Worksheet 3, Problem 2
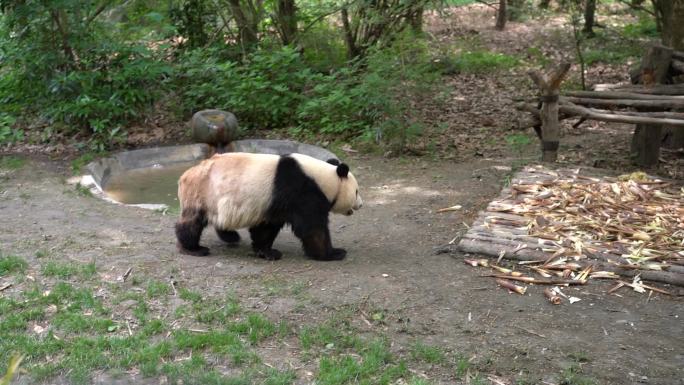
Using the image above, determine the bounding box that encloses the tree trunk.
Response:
[539,0,551,9]
[583,0,596,37]
[630,45,672,166]
[496,0,507,30]
[227,0,259,50]
[275,0,297,45]
[653,0,684,149]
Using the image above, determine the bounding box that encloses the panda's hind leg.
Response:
[249,222,284,260]
[215,228,241,244]
[175,208,209,256]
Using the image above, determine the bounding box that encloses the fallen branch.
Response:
[565,90,684,100]
[558,102,684,127]
[485,274,587,285]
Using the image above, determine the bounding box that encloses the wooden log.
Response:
[458,238,684,286]
[565,90,684,100]
[671,59,684,74]
[528,63,571,162]
[562,96,684,109]
[558,103,684,127]
[593,83,684,95]
[670,49,684,62]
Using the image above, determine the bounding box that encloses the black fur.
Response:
[216,228,240,244]
[263,155,346,261]
[336,164,349,178]
[175,208,209,256]
[326,158,340,166]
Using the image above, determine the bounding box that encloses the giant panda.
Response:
[175,152,362,261]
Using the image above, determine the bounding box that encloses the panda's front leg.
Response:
[249,222,284,260]
[292,215,345,261]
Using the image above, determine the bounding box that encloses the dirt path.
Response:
[1,154,682,385]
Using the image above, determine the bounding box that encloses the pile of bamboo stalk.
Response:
[459,166,684,290]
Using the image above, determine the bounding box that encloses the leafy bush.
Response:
[622,16,658,39]
[44,46,172,150]
[297,35,443,147]
[0,1,173,150]
[0,114,23,144]
[176,46,316,130]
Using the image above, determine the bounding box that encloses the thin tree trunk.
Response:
[583,0,596,37]
[50,9,80,70]
[341,7,360,59]
[227,0,259,49]
[496,0,507,30]
[275,0,297,45]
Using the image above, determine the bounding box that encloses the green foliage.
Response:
[177,46,314,130]
[41,261,96,280]
[409,342,446,364]
[0,0,172,150]
[455,355,470,378]
[298,34,443,147]
[622,15,658,38]
[0,114,23,144]
[0,255,27,276]
[451,50,520,73]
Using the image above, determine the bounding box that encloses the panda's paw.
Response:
[178,244,210,257]
[256,248,282,261]
[216,229,241,244]
[329,248,347,261]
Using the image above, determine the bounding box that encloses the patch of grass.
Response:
[74,183,92,197]
[145,279,172,298]
[70,152,101,174]
[410,341,446,364]
[455,354,470,378]
[41,261,97,279]
[452,50,519,73]
[0,156,25,170]
[263,368,296,385]
[560,363,598,385]
[0,278,286,384]
[194,294,241,324]
[178,287,203,303]
[0,255,28,276]
[316,339,406,385]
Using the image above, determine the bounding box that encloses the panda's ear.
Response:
[327,158,340,166]
[336,163,349,178]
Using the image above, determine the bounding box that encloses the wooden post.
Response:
[631,44,672,166]
[528,63,571,162]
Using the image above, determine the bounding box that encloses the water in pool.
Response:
[103,161,199,208]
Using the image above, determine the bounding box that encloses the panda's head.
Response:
[328,160,363,216]
[290,154,363,216]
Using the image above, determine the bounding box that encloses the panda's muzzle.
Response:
[346,209,354,216]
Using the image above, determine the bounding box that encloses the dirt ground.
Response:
[1,142,682,385]
[2,4,683,385]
